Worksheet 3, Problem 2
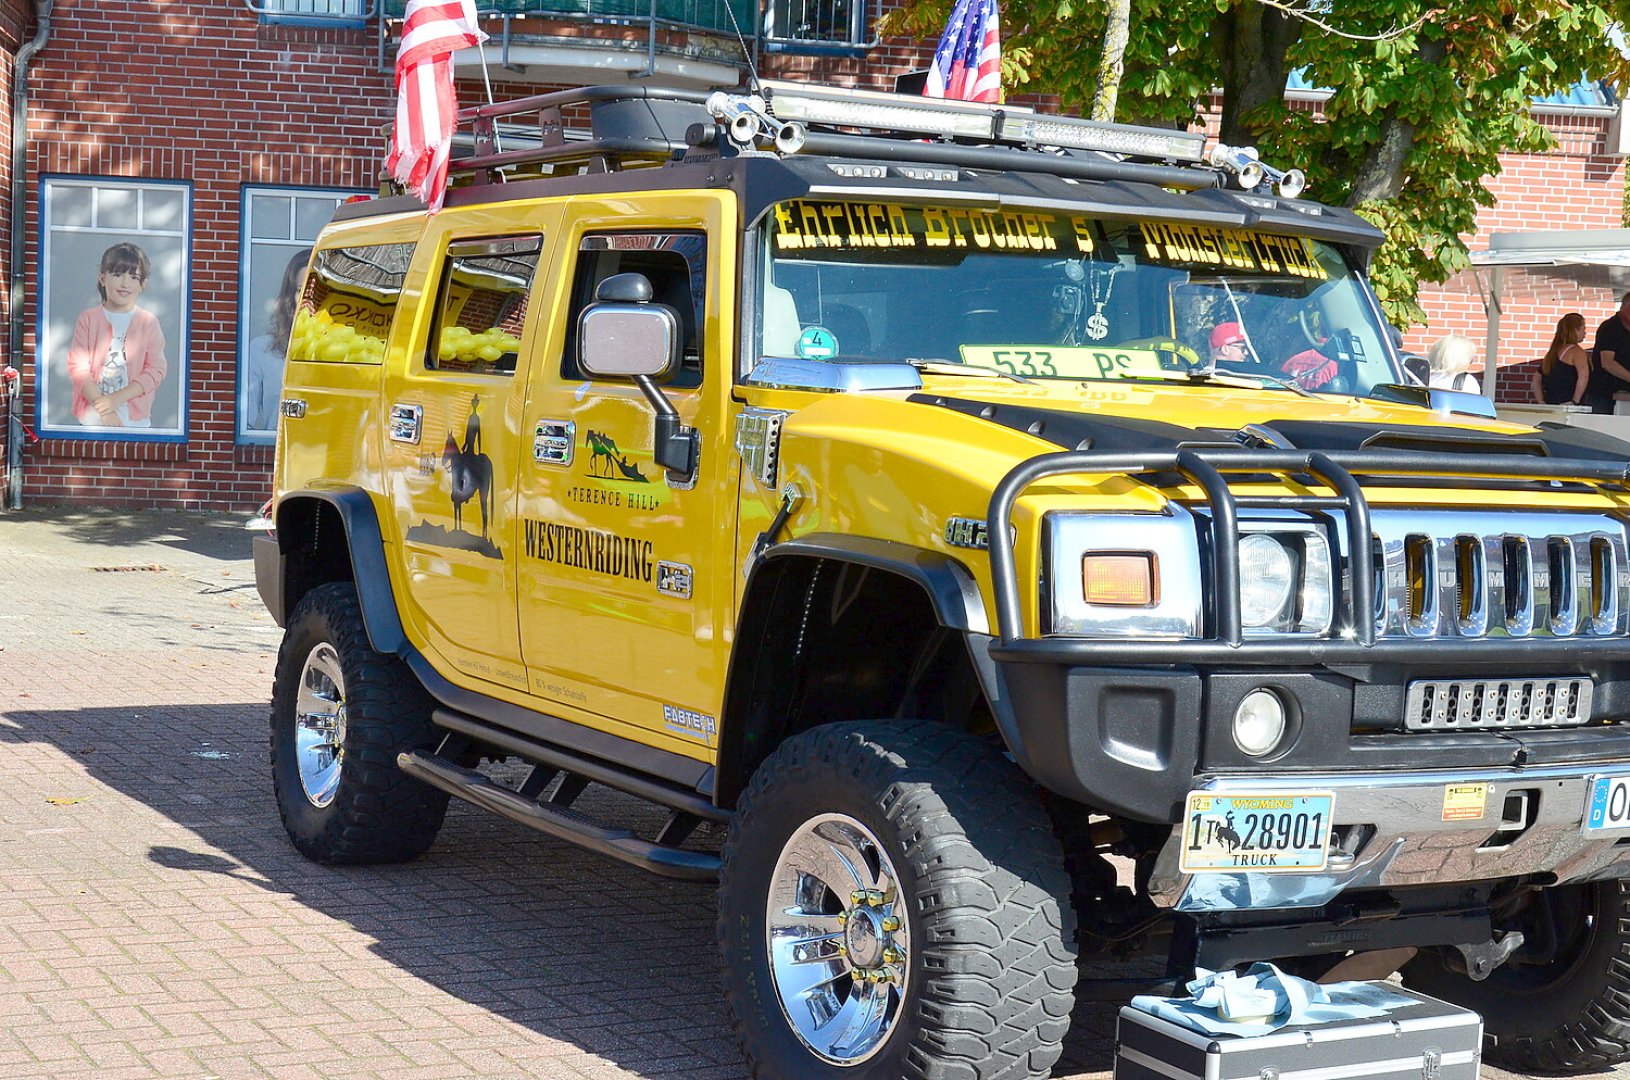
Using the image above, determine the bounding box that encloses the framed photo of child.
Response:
[236,185,360,444]
[37,176,191,440]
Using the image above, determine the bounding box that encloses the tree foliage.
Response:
[879,0,1630,326]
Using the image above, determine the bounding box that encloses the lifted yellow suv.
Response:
[258,81,1630,1079]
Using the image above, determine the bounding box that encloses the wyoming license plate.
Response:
[1180,792,1334,873]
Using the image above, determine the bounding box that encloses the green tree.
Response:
[881,0,1630,326]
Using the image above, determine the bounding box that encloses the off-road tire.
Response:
[1404,880,1630,1074]
[270,582,449,864]
[718,719,1077,1080]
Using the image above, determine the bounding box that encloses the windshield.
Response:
[756,200,1399,395]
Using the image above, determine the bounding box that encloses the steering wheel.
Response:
[1115,337,1204,372]
[1297,309,1324,351]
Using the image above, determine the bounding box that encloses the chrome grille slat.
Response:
[1405,677,1593,730]
[1370,511,1629,640]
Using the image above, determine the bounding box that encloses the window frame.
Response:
[249,0,372,29]
[236,184,365,445]
[421,234,545,379]
[762,0,876,53]
[562,231,708,390]
[36,174,193,443]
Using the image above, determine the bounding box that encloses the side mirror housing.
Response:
[1400,353,1429,387]
[579,301,681,383]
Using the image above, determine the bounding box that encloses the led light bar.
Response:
[760,80,997,141]
[757,79,1208,162]
[995,113,1207,162]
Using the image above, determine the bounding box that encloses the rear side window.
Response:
[290,241,413,364]
[425,236,542,376]
[562,232,706,388]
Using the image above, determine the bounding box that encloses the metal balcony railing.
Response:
[380,0,755,37]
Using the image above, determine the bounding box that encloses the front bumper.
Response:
[1145,764,1630,912]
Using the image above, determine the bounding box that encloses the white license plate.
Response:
[1584,775,1630,833]
[1180,792,1334,873]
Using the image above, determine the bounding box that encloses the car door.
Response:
[516,193,739,758]
[381,211,562,692]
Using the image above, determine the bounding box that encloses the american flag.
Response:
[385,0,487,212]
[924,0,1001,103]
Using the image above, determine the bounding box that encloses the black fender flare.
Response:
[752,534,990,633]
[259,487,407,657]
[716,534,1012,806]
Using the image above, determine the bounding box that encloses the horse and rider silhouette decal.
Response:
[585,430,648,482]
[406,395,502,559]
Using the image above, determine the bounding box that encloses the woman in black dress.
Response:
[1536,312,1596,407]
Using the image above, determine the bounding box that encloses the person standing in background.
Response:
[65,242,166,429]
[1590,292,1630,409]
[1535,312,1595,407]
[1427,334,1481,393]
[245,247,311,434]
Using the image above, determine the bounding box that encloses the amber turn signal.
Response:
[1082,552,1156,606]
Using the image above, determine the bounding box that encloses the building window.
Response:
[253,0,371,26]
[37,177,191,442]
[238,186,361,443]
[764,0,869,47]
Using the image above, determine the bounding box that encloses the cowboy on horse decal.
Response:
[444,396,494,537]
[585,429,649,482]
[408,395,502,559]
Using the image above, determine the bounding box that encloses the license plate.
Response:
[1180,792,1334,873]
[1584,775,1630,833]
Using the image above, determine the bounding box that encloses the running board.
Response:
[397,750,720,882]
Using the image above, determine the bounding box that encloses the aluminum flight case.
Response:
[1115,985,1481,1080]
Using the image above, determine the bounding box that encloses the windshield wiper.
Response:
[1188,368,1318,399]
[908,359,1037,385]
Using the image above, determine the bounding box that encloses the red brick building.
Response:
[1408,105,1629,401]
[0,1,1620,509]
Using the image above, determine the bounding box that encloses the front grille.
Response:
[1372,510,1629,639]
[1405,677,1593,730]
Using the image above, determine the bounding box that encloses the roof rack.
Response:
[443,81,1281,195]
[448,85,713,182]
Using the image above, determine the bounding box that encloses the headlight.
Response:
[1239,534,1295,627]
[1238,528,1334,635]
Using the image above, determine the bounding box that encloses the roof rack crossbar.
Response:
[457,84,713,125]
[449,137,688,176]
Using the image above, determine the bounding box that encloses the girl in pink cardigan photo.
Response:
[66,242,168,429]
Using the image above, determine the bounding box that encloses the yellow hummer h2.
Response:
[257,80,1630,1079]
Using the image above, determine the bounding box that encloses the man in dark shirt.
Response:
[1592,292,1630,403]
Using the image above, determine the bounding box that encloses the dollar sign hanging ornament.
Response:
[1085,266,1118,341]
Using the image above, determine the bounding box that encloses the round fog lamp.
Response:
[1233,689,1287,757]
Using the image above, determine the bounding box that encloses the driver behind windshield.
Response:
[1208,321,1250,371]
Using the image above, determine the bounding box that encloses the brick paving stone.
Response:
[0,506,1599,1080]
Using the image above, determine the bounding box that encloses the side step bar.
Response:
[397,750,721,882]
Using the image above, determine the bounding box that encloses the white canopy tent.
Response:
[1462,228,1630,401]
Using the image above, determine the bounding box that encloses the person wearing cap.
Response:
[1209,321,1250,368]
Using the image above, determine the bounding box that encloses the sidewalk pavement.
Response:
[0,508,1547,1079]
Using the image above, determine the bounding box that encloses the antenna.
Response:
[719,0,762,93]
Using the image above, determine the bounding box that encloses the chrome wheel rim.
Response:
[294,642,347,808]
[766,812,910,1065]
